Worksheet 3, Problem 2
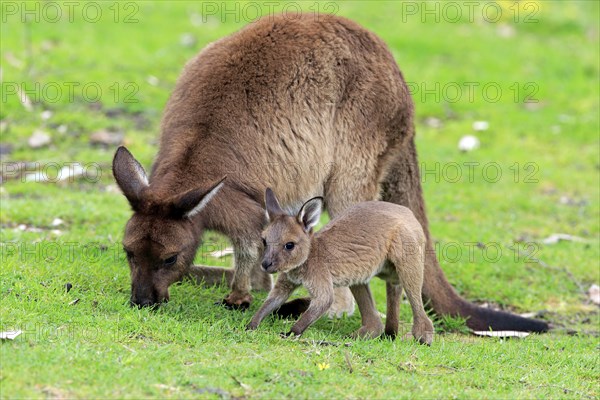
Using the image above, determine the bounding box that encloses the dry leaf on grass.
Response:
[0,330,22,340]
[541,233,589,245]
[472,330,530,338]
[209,248,234,258]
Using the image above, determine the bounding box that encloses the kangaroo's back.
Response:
[150,13,412,207]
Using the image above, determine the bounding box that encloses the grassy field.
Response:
[1,1,599,398]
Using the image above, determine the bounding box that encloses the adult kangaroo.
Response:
[112,13,548,332]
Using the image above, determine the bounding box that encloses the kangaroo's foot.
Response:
[412,317,435,346]
[221,291,253,310]
[350,323,384,339]
[326,287,356,318]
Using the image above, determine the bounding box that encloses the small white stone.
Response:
[28,130,51,148]
[41,110,53,120]
[458,135,480,152]
[51,218,64,227]
[425,117,442,129]
[147,75,159,86]
[180,33,197,47]
[497,24,516,38]
[472,121,489,131]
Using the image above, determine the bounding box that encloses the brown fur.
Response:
[113,13,548,332]
[247,189,434,344]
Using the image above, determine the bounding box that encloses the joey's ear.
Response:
[297,197,323,232]
[174,176,227,218]
[113,146,149,210]
[265,188,284,220]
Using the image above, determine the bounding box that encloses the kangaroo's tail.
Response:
[380,133,548,333]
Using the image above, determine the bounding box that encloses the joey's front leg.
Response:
[247,275,298,330]
[288,283,334,337]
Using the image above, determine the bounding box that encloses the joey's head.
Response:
[260,188,323,274]
[113,146,225,308]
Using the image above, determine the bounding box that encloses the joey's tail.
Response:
[380,135,548,333]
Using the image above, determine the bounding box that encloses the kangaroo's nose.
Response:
[130,297,157,308]
[261,260,273,271]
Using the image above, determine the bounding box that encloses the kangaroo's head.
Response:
[260,188,323,274]
[112,146,225,308]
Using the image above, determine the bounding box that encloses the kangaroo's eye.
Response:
[284,242,295,250]
[124,249,133,260]
[164,255,178,267]
[262,238,267,247]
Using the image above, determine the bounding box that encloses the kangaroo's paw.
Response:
[221,292,253,310]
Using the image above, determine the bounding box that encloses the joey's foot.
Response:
[220,292,253,310]
[349,325,384,340]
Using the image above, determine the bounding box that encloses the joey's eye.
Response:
[262,238,267,247]
[124,249,133,259]
[284,242,295,250]
[164,255,178,267]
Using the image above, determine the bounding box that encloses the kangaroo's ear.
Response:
[174,176,227,219]
[297,197,323,233]
[113,146,149,210]
[265,188,285,220]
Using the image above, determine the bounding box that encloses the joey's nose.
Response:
[261,260,273,272]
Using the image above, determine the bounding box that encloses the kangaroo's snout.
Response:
[261,259,275,273]
[130,291,168,309]
[130,297,157,308]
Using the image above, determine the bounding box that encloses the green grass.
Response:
[1,1,599,398]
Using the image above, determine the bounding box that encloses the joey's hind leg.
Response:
[349,284,384,339]
[389,245,434,345]
[384,281,402,338]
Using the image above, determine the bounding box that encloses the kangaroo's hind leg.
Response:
[349,284,384,339]
[389,238,434,345]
